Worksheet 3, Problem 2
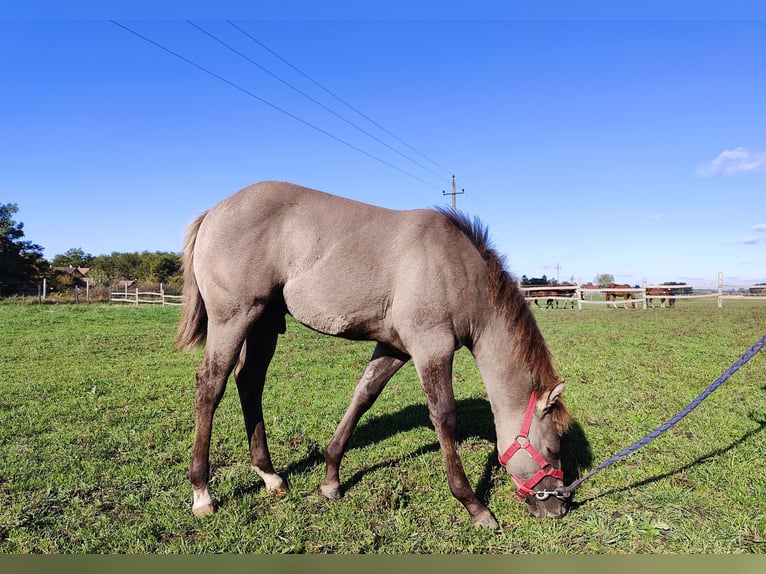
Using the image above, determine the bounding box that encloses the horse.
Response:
[177,181,572,527]
[605,283,637,308]
[526,288,577,309]
[646,287,676,308]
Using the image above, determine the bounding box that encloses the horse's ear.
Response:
[537,382,565,415]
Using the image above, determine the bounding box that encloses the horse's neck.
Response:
[470,315,533,453]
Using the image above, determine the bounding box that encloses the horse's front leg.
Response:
[415,354,498,529]
[320,343,408,499]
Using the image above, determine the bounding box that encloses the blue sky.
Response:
[2,3,765,286]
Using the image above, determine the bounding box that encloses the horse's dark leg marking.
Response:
[320,343,408,500]
[416,355,498,528]
[234,313,287,495]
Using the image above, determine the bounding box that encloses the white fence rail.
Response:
[110,283,183,306]
[108,273,764,309]
[523,272,766,310]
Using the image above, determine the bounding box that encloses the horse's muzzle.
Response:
[526,494,569,519]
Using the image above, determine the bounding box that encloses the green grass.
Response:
[1,301,765,553]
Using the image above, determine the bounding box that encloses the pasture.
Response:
[1,301,765,553]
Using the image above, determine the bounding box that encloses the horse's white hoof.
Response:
[192,487,215,516]
[192,502,215,517]
[258,471,288,496]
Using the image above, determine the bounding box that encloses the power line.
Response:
[227,20,454,179]
[110,20,443,190]
[114,19,546,269]
[456,179,553,271]
[187,20,448,186]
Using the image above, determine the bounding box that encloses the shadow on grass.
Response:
[238,397,594,510]
[570,412,766,507]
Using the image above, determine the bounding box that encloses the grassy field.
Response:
[0,300,765,553]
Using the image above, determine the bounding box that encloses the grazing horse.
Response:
[177,181,572,527]
[605,283,637,308]
[527,288,577,309]
[646,287,676,308]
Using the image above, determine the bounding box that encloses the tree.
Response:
[144,251,181,283]
[51,248,93,268]
[0,203,47,295]
[89,250,182,284]
[595,273,615,288]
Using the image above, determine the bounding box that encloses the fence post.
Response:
[577,277,583,311]
[135,287,139,305]
[718,272,724,309]
[160,283,164,305]
[642,277,647,310]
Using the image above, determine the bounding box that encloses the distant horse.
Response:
[605,283,637,308]
[177,181,572,527]
[646,287,676,308]
[527,287,577,309]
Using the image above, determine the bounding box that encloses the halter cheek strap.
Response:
[498,391,564,499]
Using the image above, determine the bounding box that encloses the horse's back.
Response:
[192,181,486,348]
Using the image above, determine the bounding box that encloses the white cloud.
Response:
[741,223,766,245]
[697,147,766,177]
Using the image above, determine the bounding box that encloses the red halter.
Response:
[498,391,564,499]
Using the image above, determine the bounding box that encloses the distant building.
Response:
[51,266,90,286]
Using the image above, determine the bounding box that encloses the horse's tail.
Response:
[176,211,209,350]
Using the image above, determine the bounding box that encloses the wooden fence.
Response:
[110,283,183,306]
[109,273,764,309]
[522,272,766,310]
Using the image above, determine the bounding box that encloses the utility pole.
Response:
[554,262,562,283]
[442,175,464,211]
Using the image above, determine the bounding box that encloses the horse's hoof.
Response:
[192,502,215,517]
[472,511,499,529]
[263,475,288,496]
[319,484,342,500]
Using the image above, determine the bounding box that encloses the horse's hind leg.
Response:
[190,315,256,516]
[320,343,408,500]
[234,311,287,496]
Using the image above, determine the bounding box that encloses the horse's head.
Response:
[499,383,571,518]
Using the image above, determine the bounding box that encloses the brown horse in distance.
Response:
[177,181,572,528]
[605,283,637,308]
[526,287,577,309]
[646,286,676,308]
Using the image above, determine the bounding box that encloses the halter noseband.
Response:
[498,391,564,500]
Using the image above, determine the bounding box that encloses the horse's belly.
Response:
[282,276,394,342]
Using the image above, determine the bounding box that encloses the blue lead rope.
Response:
[555,333,766,500]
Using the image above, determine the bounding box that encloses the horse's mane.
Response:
[434,207,571,432]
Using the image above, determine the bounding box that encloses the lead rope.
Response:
[555,333,766,500]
